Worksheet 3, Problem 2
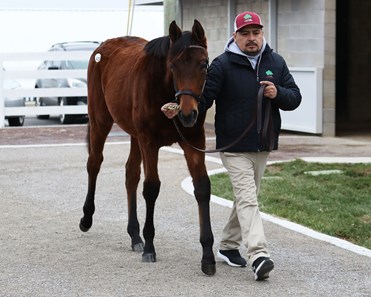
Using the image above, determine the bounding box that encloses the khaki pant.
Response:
[219,151,270,265]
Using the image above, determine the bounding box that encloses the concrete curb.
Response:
[174,147,371,259]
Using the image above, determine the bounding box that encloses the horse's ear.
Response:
[169,20,182,43]
[192,19,206,46]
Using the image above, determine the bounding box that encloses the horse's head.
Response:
[168,20,208,128]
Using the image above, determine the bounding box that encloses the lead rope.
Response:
[172,84,268,153]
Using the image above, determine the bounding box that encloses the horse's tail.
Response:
[85,48,100,155]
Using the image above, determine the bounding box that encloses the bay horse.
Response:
[79,20,216,275]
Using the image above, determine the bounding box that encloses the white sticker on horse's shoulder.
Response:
[95,53,101,62]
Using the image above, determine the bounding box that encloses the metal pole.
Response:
[126,0,132,35]
[128,0,136,35]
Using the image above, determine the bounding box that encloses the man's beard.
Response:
[243,42,260,56]
[243,49,259,55]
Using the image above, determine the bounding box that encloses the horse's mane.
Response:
[144,31,201,58]
[144,36,170,57]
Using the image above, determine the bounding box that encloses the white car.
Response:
[34,41,100,124]
[3,76,26,126]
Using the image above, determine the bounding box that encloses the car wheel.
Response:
[8,116,25,127]
[59,98,73,124]
[36,97,50,120]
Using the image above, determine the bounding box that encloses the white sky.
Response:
[0,0,164,53]
[0,0,159,10]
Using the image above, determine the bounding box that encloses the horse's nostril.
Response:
[191,110,198,119]
[178,109,198,127]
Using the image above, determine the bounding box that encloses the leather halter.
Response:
[174,89,202,102]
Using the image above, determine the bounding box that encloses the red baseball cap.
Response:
[234,11,263,31]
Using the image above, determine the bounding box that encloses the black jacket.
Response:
[201,44,301,152]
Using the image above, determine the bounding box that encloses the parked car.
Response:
[2,68,26,126]
[35,41,100,124]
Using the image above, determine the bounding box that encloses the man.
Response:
[162,11,301,281]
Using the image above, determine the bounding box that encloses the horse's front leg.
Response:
[140,144,161,262]
[180,142,216,276]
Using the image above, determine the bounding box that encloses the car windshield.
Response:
[67,60,89,69]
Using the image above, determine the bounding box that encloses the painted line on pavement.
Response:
[0,141,131,149]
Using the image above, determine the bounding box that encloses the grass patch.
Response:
[210,159,371,249]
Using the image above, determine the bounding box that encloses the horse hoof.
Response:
[142,252,156,262]
[79,218,91,232]
[132,242,144,252]
[201,263,216,276]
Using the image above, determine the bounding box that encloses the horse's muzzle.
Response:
[178,109,198,127]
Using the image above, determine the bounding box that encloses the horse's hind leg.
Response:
[125,137,144,252]
[80,119,113,232]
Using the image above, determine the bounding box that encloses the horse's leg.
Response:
[80,119,113,232]
[179,142,216,276]
[139,144,161,262]
[125,136,144,252]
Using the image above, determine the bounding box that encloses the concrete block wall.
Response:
[277,0,326,66]
[182,0,229,61]
[277,0,336,136]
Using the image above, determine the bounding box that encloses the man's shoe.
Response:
[217,250,247,267]
[252,257,274,281]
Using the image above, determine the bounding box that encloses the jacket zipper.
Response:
[256,55,262,151]
[256,55,262,82]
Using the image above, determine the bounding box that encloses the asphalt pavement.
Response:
[0,124,370,296]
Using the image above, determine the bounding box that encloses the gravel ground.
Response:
[0,125,370,297]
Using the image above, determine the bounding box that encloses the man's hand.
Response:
[260,81,277,99]
[161,102,180,119]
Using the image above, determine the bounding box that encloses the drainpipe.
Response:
[164,0,182,31]
[269,0,277,51]
[228,0,236,37]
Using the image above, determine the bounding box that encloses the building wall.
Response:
[176,0,336,135]
[181,0,229,61]
[276,0,336,135]
[181,0,270,61]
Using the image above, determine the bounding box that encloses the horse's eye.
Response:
[201,63,208,70]
[169,64,174,71]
